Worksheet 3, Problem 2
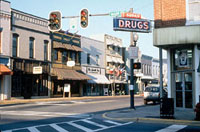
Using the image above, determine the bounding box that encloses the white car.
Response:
[144,86,160,105]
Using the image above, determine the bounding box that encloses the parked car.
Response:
[143,85,168,105]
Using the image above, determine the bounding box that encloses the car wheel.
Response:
[144,100,147,105]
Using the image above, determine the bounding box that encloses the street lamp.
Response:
[130,33,138,109]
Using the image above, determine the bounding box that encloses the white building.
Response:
[81,36,110,96]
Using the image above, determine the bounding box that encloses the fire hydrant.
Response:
[194,102,200,121]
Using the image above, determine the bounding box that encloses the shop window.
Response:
[62,51,68,64]
[29,37,34,58]
[44,40,48,61]
[54,50,58,61]
[87,53,90,64]
[173,48,193,71]
[12,34,19,57]
[96,55,99,66]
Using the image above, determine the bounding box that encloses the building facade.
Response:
[11,8,51,99]
[0,0,13,100]
[154,0,200,109]
[90,34,126,96]
[51,31,90,97]
[81,36,110,96]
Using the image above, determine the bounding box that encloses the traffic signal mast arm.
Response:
[62,13,109,19]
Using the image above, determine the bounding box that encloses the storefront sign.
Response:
[67,61,75,67]
[178,50,188,67]
[33,66,42,74]
[121,12,141,19]
[87,67,100,74]
[64,84,70,92]
[113,18,151,33]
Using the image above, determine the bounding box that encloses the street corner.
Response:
[102,110,138,122]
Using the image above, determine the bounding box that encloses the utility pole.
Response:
[129,8,135,109]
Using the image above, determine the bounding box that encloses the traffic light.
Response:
[48,11,62,32]
[80,8,89,28]
[133,62,141,69]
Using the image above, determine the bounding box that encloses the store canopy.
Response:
[0,64,13,75]
[106,56,113,62]
[87,74,110,84]
[53,42,82,52]
[52,68,91,80]
[112,57,118,63]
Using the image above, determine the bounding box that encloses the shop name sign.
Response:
[87,67,100,74]
[113,18,151,33]
[33,66,42,74]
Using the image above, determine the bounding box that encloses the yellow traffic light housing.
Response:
[48,11,62,32]
[80,9,89,28]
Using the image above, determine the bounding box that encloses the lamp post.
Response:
[130,33,139,109]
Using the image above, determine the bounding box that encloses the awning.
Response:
[106,56,113,62]
[72,45,83,52]
[52,68,91,80]
[87,74,110,84]
[0,64,13,75]
[53,42,82,51]
[117,58,124,64]
[112,57,118,63]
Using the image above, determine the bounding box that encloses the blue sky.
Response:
[8,0,165,58]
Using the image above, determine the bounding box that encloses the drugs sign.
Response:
[113,18,151,33]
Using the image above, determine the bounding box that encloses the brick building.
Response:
[154,0,200,109]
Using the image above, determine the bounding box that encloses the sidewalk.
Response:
[103,104,200,126]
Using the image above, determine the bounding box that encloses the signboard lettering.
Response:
[121,12,141,19]
[33,66,42,74]
[113,18,151,33]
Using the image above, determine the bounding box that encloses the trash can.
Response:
[160,98,174,119]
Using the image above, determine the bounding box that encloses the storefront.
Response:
[0,57,13,100]
[51,31,91,97]
[11,58,50,99]
[154,25,200,109]
[82,66,110,96]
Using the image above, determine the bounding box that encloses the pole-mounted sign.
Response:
[113,17,151,33]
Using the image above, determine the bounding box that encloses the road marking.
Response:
[49,124,69,132]
[1,118,131,132]
[82,118,108,129]
[2,110,90,118]
[27,127,40,132]
[155,125,187,132]
[67,121,93,132]
[104,120,122,125]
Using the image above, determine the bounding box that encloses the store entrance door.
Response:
[175,72,193,108]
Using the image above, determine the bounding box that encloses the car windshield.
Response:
[145,87,159,92]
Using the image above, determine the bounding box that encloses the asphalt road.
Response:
[0,96,199,132]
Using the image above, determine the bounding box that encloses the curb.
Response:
[0,95,136,105]
[102,112,200,127]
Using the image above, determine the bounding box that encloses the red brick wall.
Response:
[154,0,186,28]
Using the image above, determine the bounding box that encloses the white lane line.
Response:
[27,127,40,132]
[67,122,93,132]
[104,120,122,125]
[155,125,187,132]
[2,130,12,132]
[94,122,133,132]
[82,119,108,129]
[49,124,69,132]
[2,110,87,117]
